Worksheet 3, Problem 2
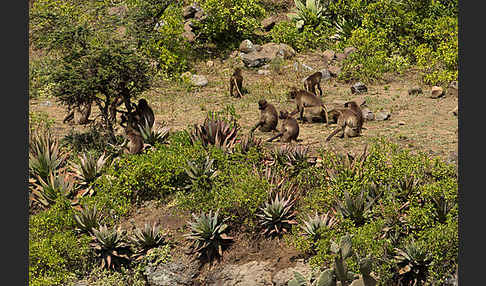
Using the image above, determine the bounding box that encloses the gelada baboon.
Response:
[229,67,244,98]
[135,98,155,128]
[120,114,144,154]
[288,88,329,125]
[267,110,299,143]
[303,71,323,97]
[325,101,363,141]
[62,100,92,125]
[250,99,278,133]
[109,96,124,123]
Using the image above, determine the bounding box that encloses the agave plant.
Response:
[257,192,298,237]
[326,146,369,181]
[188,117,239,152]
[31,172,74,208]
[29,130,67,181]
[393,240,432,285]
[333,14,361,41]
[301,211,336,242]
[73,204,101,235]
[287,0,329,30]
[138,119,170,147]
[238,133,263,154]
[335,189,376,227]
[70,152,108,191]
[184,210,233,261]
[91,225,131,270]
[286,145,310,166]
[396,174,420,201]
[262,165,288,190]
[430,195,454,224]
[184,156,219,191]
[130,222,166,251]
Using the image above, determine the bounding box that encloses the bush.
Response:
[194,0,265,48]
[29,199,92,286]
[270,21,333,52]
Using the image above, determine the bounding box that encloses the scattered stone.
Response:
[351,82,368,94]
[447,81,458,97]
[408,87,423,95]
[239,39,255,53]
[328,66,342,77]
[398,121,406,126]
[449,80,458,90]
[447,151,458,165]
[361,107,375,121]
[258,69,271,76]
[241,43,295,68]
[344,47,357,57]
[191,75,208,87]
[144,260,199,286]
[272,261,311,286]
[206,60,214,68]
[229,50,239,58]
[261,64,270,70]
[322,50,336,63]
[375,111,391,121]
[430,86,444,98]
[335,52,346,62]
[319,68,332,81]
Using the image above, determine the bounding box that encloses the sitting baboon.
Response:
[289,88,329,125]
[267,110,299,143]
[135,98,155,128]
[109,96,124,123]
[62,100,92,125]
[325,101,363,141]
[229,67,244,98]
[120,114,144,154]
[303,71,323,97]
[250,99,278,133]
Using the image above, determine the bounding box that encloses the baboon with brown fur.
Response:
[250,99,279,133]
[120,114,144,154]
[229,67,244,98]
[135,98,155,128]
[303,71,323,97]
[325,101,363,141]
[289,88,329,125]
[62,100,92,125]
[267,110,299,143]
[109,96,124,123]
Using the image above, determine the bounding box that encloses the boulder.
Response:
[239,39,255,53]
[144,260,199,286]
[191,75,208,87]
[206,261,273,286]
[344,47,357,57]
[322,50,336,63]
[351,82,368,94]
[261,16,278,31]
[319,69,332,81]
[241,43,296,68]
[375,111,391,121]
[430,86,444,99]
[336,52,346,62]
[361,107,375,121]
[272,261,311,286]
[328,66,342,77]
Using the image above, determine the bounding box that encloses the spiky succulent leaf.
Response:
[316,269,336,286]
[73,205,101,234]
[130,222,165,250]
[288,271,309,286]
[257,193,298,236]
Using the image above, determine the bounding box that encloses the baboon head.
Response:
[279,110,290,120]
[138,98,148,109]
[258,99,268,110]
[233,67,242,76]
[288,87,299,99]
[344,101,359,109]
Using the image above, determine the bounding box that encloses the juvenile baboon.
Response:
[62,100,92,125]
[250,99,279,133]
[267,110,299,143]
[120,114,144,154]
[289,88,329,125]
[135,98,155,128]
[303,71,323,97]
[229,67,244,98]
[325,101,363,141]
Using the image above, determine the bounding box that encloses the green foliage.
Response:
[130,223,166,250]
[184,155,220,191]
[287,0,327,30]
[91,225,131,270]
[257,192,298,237]
[31,172,75,209]
[29,130,68,182]
[73,204,102,235]
[270,21,333,52]
[29,111,55,134]
[29,56,59,99]
[194,0,265,48]
[30,200,92,286]
[70,152,109,188]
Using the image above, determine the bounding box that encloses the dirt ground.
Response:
[30,51,458,161]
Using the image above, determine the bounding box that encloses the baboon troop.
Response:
[250,99,279,133]
[267,110,299,143]
[229,67,244,98]
[289,88,329,125]
[325,101,363,142]
[303,71,323,97]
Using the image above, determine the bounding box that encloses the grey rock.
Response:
[408,87,423,95]
[351,82,368,94]
[361,107,375,121]
[293,62,313,72]
[191,75,208,87]
[375,111,391,121]
[344,47,357,57]
[328,66,342,77]
[241,43,295,68]
[447,151,458,165]
[239,39,255,53]
[319,69,332,81]
[258,70,271,75]
[145,260,199,286]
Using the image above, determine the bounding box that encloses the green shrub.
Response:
[29,200,92,286]
[29,111,55,134]
[194,0,265,48]
[270,21,333,52]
